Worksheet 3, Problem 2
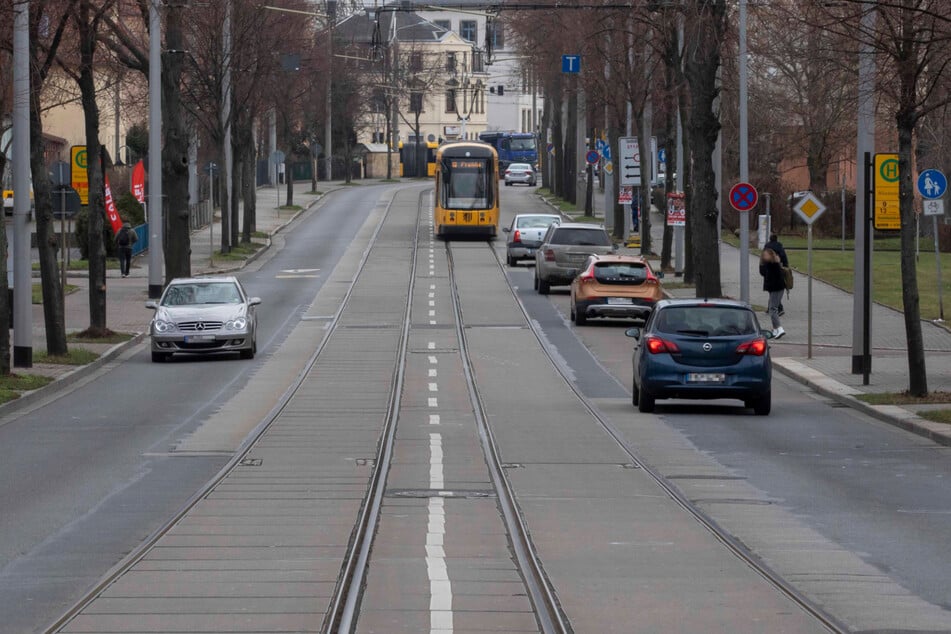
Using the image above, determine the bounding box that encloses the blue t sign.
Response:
[562,55,581,74]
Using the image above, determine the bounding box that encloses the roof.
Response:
[335,11,449,45]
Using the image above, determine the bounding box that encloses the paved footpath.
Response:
[14,179,951,448]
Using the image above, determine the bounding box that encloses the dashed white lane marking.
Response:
[427,339,452,632]
[428,397,438,408]
[428,342,436,350]
[428,441,452,632]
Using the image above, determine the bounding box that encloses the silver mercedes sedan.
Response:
[145,276,261,362]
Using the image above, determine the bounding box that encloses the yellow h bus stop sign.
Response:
[71,145,89,205]
[874,153,900,231]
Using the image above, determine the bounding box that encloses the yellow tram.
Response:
[433,141,500,239]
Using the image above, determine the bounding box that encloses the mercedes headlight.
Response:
[225,317,248,331]
[153,319,175,333]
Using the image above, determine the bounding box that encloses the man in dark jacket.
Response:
[116,222,137,278]
[764,234,787,315]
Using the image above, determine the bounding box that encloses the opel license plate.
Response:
[687,373,725,383]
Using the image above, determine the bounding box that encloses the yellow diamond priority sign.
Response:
[793,192,826,225]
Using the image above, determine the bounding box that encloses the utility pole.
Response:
[738,0,750,304]
[12,0,31,367]
[148,0,164,298]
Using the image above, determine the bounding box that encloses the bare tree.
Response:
[812,0,951,396]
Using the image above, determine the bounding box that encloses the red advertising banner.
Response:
[104,175,123,235]
[131,160,146,204]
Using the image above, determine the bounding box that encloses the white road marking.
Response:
[428,438,452,632]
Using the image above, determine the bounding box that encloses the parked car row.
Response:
[504,214,774,415]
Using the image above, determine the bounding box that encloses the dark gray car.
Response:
[533,223,617,294]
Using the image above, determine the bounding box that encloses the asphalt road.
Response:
[7,180,951,632]
[0,184,390,633]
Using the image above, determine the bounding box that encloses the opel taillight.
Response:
[646,336,680,354]
[513,230,522,243]
[736,338,767,356]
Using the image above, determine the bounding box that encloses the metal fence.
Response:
[189,199,213,230]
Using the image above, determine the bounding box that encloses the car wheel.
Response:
[573,303,586,325]
[537,277,550,295]
[637,388,655,413]
[752,392,771,416]
[631,379,640,407]
[507,254,516,267]
[151,351,169,363]
[505,181,512,186]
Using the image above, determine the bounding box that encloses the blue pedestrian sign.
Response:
[658,148,666,164]
[918,169,947,199]
[562,55,581,74]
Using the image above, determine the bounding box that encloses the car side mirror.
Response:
[656,271,665,279]
[625,327,641,339]
[145,300,157,309]
[761,329,774,339]
[249,297,262,306]
[503,227,511,233]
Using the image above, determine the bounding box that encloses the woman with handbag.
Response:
[759,247,786,339]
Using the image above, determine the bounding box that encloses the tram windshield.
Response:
[442,158,492,210]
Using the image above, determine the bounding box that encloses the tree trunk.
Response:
[896,17,927,395]
[683,0,725,299]
[78,11,108,335]
[285,158,294,205]
[241,129,256,242]
[29,19,67,356]
[231,137,241,247]
[218,147,231,254]
[163,1,191,280]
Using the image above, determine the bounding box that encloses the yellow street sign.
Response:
[793,192,827,225]
[874,153,900,230]
[71,145,89,205]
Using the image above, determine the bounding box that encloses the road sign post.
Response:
[729,182,758,303]
[919,169,948,320]
[793,192,827,359]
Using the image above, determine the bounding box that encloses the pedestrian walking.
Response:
[759,247,785,339]
[116,222,137,278]
[764,233,788,315]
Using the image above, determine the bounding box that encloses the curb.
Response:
[773,358,951,448]
[1,333,146,416]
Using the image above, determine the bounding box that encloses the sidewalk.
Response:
[17,178,951,447]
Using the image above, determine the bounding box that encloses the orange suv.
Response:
[569,254,665,325]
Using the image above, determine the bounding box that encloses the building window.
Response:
[460,20,477,42]
[491,23,504,50]
[409,52,422,72]
[370,89,386,114]
[446,51,457,74]
[446,89,457,113]
[434,19,451,32]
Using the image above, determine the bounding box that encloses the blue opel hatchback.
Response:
[625,298,773,415]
